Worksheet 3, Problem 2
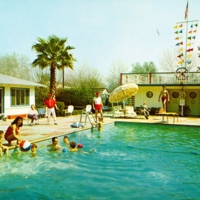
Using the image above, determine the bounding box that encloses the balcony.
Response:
[120,72,200,85]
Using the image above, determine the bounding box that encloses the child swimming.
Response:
[69,141,78,152]
[0,130,9,156]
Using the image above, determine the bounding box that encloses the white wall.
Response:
[3,85,35,116]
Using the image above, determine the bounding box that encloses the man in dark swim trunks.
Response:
[158,85,170,112]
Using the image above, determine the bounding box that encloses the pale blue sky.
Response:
[0,0,200,75]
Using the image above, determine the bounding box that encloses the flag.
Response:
[185,2,188,20]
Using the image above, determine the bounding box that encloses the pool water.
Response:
[0,122,200,200]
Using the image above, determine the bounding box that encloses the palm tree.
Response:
[32,35,76,96]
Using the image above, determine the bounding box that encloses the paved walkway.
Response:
[1,114,200,150]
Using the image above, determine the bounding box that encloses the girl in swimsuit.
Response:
[4,116,23,146]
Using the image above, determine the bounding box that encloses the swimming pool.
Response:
[0,122,200,199]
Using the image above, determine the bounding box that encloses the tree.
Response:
[131,61,157,73]
[196,46,200,71]
[56,63,105,106]
[32,35,76,96]
[160,49,199,72]
[106,61,129,92]
[0,53,32,80]
[32,67,50,106]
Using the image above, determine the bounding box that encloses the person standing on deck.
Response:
[158,85,170,112]
[93,91,104,122]
[44,94,59,125]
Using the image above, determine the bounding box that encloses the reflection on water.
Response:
[0,123,200,200]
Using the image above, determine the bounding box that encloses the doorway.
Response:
[0,88,4,113]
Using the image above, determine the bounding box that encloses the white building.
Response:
[0,73,46,119]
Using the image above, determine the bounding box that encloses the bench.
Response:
[156,112,179,123]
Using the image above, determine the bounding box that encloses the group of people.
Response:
[0,87,170,156]
[47,136,79,152]
[0,116,37,156]
[141,85,170,119]
[0,126,79,157]
[0,91,104,156]
[28,86,169,125]
[92,86,170,121]
[27,91,104,126]
[27,93,59,126]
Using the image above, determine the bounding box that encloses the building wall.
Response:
[2,85,36,116]
[134,85,200,116]
[168,87,200,116]
[134,86,162,108]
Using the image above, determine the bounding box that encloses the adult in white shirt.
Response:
[28,104,38,125]
[92,91,103,122]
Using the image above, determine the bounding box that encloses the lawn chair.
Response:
[27,115,40,125]
[65,105,74,116]
[79,104,95,126]
[38,108,46,118]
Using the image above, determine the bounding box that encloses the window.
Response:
[11,88,29,106]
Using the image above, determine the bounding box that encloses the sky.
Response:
[1,0,200,76]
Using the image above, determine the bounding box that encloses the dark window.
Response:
[11,88,29,106]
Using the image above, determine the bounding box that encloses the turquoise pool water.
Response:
[0,122,200,200]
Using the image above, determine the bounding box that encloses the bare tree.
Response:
[106,61,129,92]
[0,53,32,80]
[159,49,199,72]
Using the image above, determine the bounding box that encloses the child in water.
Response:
[31,143,37,155]
[63,135,69,144]
[98,117,103,131]
[0,130,9,156]
[91,117,103,131]
[69,141,78,152]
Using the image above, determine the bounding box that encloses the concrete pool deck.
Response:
[1,114,200,149]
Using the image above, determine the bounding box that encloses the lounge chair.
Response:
[112,106,124,118]
[125,106,137,118]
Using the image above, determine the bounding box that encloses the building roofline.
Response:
[0,73,47,87]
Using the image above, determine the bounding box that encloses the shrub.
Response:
[56,101,65,116]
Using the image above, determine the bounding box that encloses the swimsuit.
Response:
[162,96,167,102]
[4,126,19,141]
[93,97,102,110]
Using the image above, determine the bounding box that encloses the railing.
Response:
[120,72,200,85]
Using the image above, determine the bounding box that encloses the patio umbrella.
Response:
[109,83,138,103]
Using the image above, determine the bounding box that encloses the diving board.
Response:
[156,112,179,123]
